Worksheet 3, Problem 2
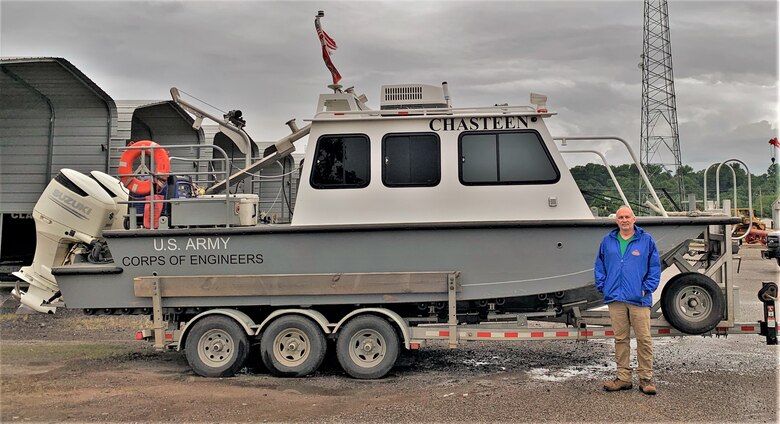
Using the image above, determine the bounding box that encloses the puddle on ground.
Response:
[528,365,611,382]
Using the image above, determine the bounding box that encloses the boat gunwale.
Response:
[104,216,741,238]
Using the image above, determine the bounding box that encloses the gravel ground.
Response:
[0,245,777,423]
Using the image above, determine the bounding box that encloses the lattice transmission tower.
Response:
[640,0,684,210]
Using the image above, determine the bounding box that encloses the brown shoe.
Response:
[603,378,632,391]
[639,379,657,395]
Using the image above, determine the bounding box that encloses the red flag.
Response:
[315,16,342,84]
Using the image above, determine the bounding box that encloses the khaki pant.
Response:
[607,301,653,381]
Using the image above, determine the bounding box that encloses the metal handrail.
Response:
[720,159,754,240]
[701,159,754,239]
[311,104,538,118]
[703,162,736,212]
[715,163,737,213]
[553,136,667,217]
[560,149,630,207]
[113,143,232,229]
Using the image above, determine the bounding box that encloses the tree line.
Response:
[570,162,778,217]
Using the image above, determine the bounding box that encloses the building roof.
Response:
[1,57,115,109]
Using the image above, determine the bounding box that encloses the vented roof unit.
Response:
[380,83,448,110]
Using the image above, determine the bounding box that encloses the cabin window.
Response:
[310,134,370,189]
[459,130,559,185]
[382,133,440,187]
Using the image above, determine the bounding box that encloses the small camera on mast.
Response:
[224,110,246,128]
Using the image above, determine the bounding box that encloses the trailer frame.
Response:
[135,223,778,378]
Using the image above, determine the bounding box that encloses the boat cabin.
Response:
[291,83,593,226]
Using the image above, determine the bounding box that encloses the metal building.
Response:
[0,60,211,273]
[0,57,303,276]
[0,57,116,272]
[113,100,206,175]
[117,103,302,222]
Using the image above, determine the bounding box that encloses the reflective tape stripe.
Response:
[413,324,758,342]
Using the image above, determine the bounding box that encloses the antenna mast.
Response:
[640,0,684,209]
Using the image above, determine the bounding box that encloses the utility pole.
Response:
[640,0,685,210]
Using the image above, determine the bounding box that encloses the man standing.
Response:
[595,206,661,395]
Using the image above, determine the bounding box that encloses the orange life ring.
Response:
[118,140,170,195]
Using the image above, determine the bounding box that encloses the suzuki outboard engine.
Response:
[89,170,129,231]
[12,169,116,313]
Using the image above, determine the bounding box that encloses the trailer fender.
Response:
[178,308,256,351]
[333,308,410,349]
[255,309,331,337]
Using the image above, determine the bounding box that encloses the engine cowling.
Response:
[12,169,116,313]
[89,170,129,231]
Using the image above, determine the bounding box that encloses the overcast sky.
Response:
[1,0,777,174]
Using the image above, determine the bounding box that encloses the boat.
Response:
[11,78,738,325]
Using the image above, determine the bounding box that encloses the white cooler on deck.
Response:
[169,194,259,227]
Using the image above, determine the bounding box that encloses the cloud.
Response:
[1,0,776,173]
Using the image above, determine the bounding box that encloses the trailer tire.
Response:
[336,315,399,379]
[661,273,725,335]
[185,315,249,377]
[260,315,327,377]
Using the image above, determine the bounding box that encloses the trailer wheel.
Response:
[336,315,399,379]
[260,315,326,377]
[661,273,725,335]
[185,315,249,377]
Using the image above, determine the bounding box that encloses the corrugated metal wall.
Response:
[0,58,115,267]
[256,151,302,223]
[0,69,51,211]
[111,104,303,222]
[0,59,303,226]
[110,101,204,177]
[0,60,114,213]
[209,132,302,223]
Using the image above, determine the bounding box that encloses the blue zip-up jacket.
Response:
[594,225,661,307]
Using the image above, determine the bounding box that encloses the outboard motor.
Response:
[89,170,129,231]
[12,169,116,313]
